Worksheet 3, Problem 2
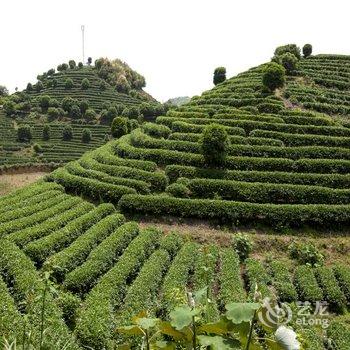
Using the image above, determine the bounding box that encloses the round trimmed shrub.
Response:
[213,67,226,85]
[69,60,76,69]
[274,44,301,60]
[43,124,51,140]
[47,107,60,121]
[280,52,298,74]
[111,117,128,138]
[26,83,33,92]
[35,81,44,92]
[78,62,83,68]
[84,109,96,122]
[39,95,51,112]
[303,44,312,58]
[65,78,74,90]
[200,123,229,166]
[17,125,33,142]
[79,100,89,114]
[81,78,90,90]
[62,125,73,141]
[262,62,286,91]
[70,104,81,119]
[82,129,92,143]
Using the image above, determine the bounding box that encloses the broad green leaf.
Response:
[198,335,241,349]
[169,305,200,330]
[194,286,208,304]
[198,320,231,335]
[158,321,185,341]
[225,303,260,324]
[136,317,159,330]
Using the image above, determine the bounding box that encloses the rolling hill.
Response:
[0,45,350,349]
[0,58,164,169]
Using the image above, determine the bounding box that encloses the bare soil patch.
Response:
[0,171,48,195]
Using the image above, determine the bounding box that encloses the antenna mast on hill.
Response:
[81,25,85,64]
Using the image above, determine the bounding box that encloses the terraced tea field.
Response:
[1,51,350,349]
[0,182,349,349]
[0,112,109,168]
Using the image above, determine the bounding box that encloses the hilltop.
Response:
[0,44,350,349]
[0,58,166,169]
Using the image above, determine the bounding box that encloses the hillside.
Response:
[47,53,350,229]
[1,46,350,349]
[0,58,165,169]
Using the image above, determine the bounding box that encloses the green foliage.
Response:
[262,62,286,91]
[79,99,89,114]
[17,124,33,142]
[111,116,128,138]
[62,125,73,141]
[84,108,96,122]
[280,52,298,74]
[213,67,226,85]
[4,100,15,116]
[68,60,76,69]
[81,78,90,90]
[38,95,51,111]
[64,78,74,89]
[303,44,312,58]
[294,265,323,303]
[33,143,43,153]
[200,123,230,166]
[232,233,252,262]
[269,261,298,302]
[82,129,92,143]
[166,183,191,198]
[274,43,301,60]
[288,242,324,267]
[70,104,81,119]
[42,124,51,141]
[0,85,9,96]
[143,122,171,138]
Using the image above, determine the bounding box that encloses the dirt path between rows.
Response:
[0,171,48,196]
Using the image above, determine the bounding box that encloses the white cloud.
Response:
[1,0,349,101]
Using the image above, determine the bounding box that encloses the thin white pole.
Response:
[81,25,85,64]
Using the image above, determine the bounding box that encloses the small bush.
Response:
[280,52,298,74]
[111,117,128,138]
[70,105,81,119]
[232,233,253,261]
[262,62,286,91]
[274,44,301,60]
[68,60,76,69]
[65,78,74,89]
[62,125,73,141]
[288,242,324,267]
[43,124,51,140]
[33,143,43,153]
[35,81,44,92]
[213,67,226,85]
[200,123,229,166]
[84,109,96,122]
[17,125,33,142]
[303,44,312,58]
[166,183,190,198]
[81,78,90,90]
[47,107,60,121]
[82,129,92,143]
[79,100,89,114]
[4,101,15,116]
[39,95,51,112]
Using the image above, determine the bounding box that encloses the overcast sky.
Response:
[1,0,349,102]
